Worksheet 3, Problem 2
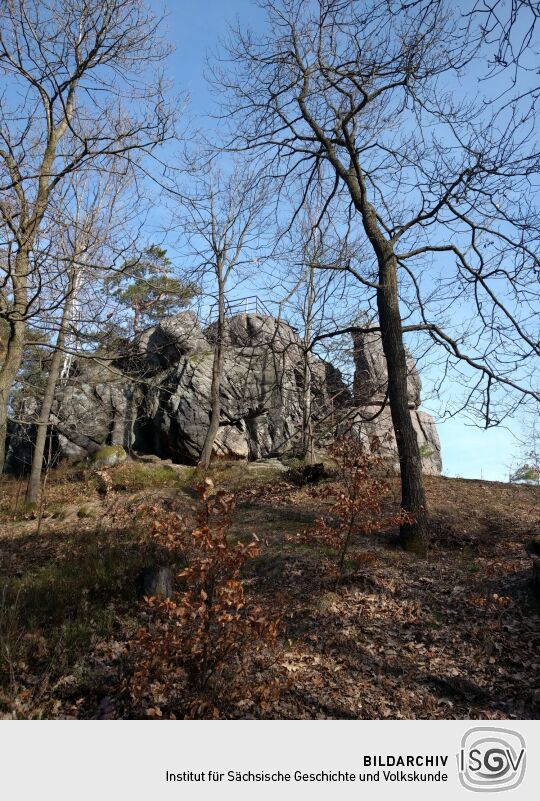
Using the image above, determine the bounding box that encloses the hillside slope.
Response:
[0,464,538,719]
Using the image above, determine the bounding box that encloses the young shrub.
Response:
[300,435,411,585]
[130,480,281,718]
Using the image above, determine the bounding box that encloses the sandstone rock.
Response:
[323,361,353,408]
[140,341,304,461]
[90,445,127,469]
[352,331,421,408]
[48,362,139,456]
[5,311,442,475]
[413,411,443,475]
[345,403,442,476]
[56,434,88,463]
[214,424,250,459]
[247,458,288,472]
[205,313,302,358]
[128,311,210,375]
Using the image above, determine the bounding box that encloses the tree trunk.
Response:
[0,320,25,473]
[301,265,315,462]
[360,200,428,554]
[0,89,75,473]
[377,251,428,554]
[0,249,29,473]
[133,304,141,336]
[25,272,76,505]
[199,275,225,470]
[301,352,313,462]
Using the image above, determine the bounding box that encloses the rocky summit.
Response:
[6,311,441,474]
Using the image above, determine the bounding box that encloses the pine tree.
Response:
[107,246,198,334]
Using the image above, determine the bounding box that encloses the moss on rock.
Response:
[77,505,96,519]
[90,445,127,468]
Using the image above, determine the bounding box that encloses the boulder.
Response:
[34,358,140,457]
[127,311,210,375]
[205,313,302,358]
[214,424,250,459]
[90,445,127,469]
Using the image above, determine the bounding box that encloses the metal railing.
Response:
[208,296,273,319]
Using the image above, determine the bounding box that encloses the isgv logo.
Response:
[458,727,526,792]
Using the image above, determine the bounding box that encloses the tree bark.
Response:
[0,122,73,473]
[199,272,225,470]
[377,253,428,553]
[25,269,77,505]
[301,265,315,463]
[360,201,428,554]
[0,248,29,473]
[0,321,25,473]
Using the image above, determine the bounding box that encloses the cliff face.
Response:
[6,311,441,474]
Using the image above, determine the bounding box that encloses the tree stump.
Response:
[533,558,540,600]
[136,566,174,599]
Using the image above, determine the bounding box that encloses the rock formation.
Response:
[6,311,441,474]
[350,331,442,475]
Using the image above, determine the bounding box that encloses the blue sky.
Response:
[162,0,261,118]
[155,0,529,482]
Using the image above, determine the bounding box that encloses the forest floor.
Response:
[0,458,539,720]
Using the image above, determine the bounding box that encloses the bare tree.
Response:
[0,0,174,471]
[182,163,269,469]
[472,0,540,84]
[24,167,135,506]
[276,207,359,462]
[215,0,540,553]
